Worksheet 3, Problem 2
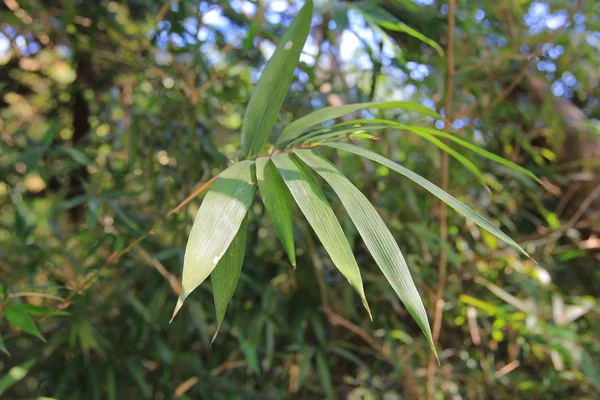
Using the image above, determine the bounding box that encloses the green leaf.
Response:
[277,101,440,147]
[395,125,541,183]
[0,358,37,396]
[325,142,532,259]
[332,120,540,183]
[352,2,443,54]
[241,0,314,158]
[408,129,489,189]
[316,351,335,400]
[211,216,249,343]
[271,153,371,318]
[295,149,437,357]
[171,161,257,320]
[377,20,443,55]
[5,307,46,342]
[292,125,388,147]
[57,146,94,166]
[0,334,10,357]
[256,157,296,266]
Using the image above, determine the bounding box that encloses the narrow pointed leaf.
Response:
[277,101,441,148]
[5,307,46,342]
[351,2,443,55]
[211,216,249,343]
[172,161,257,320]
[396,125,541,183]
[337,120,540,182]
[256,157,296,266]
[241,0,314,158]
[0,358,37,396]
[409,129,489,188]
[271,153,371,318]
[295,149,437,356]
[325,142,531,259]
[0,334,9,356]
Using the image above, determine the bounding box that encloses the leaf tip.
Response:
[210,325,221,346]
[362,298,373,321]
[170,293,186,323]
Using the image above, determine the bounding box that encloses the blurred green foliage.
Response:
[1,0,599,399]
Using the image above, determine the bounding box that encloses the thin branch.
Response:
[427,0,456,398]
[8,292,65,301]
[455,0,583,124]
[59,174,218,309]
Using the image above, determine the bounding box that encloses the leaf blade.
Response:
[172,161,257,320]
[5,307,46,342]
[256,157,296,266]
[295,149,436,356]
[325,142,531,259]
[211,216,249,343]
[271,153,371,318]
[397,125,541,183]
[277,101,441,148]
[0,358,38,396]
[241,0,314,158]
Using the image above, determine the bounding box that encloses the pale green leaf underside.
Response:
[240,0,314,158]
[172,161,257,320]
[295,149,437,356]
[271,153,372,318]
[256,157,296,266]
[277,101,441,148]
[211,216,249,343]
[325,142,531,259]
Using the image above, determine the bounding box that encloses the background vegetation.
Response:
[1,0,599,398]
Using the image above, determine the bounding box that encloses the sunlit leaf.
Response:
[333,120,540,183]
[211,216,248,343]
[277,101,441,148]
[5,306,46,342]
[271,153,371,318]
[0,358,37,396]
[325,142,531,259]
[295,149,437,356]
[256,157,296,266]
[396,125,540,183]
[241,0,314,158]
[352,2,443,54]
[172,161,257,320]
[409,128,489,188]
[293,125,387,146]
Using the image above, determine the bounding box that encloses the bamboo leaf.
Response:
[277,101,441,148]
[295,149,437,357]
[256,157,296,266]
[0,334,10,357]
[172,161,257,320]
[325,142,532,259]
[352,2,443,55]
[211,216,249,343]
[316,351,335,400]
[395,125,541,183]
[5,306,46,342]
[271,153,371,318]
[409,129,489,189]
[0,358,37,396]
[337,120,539,182]
[241,0,314,158]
